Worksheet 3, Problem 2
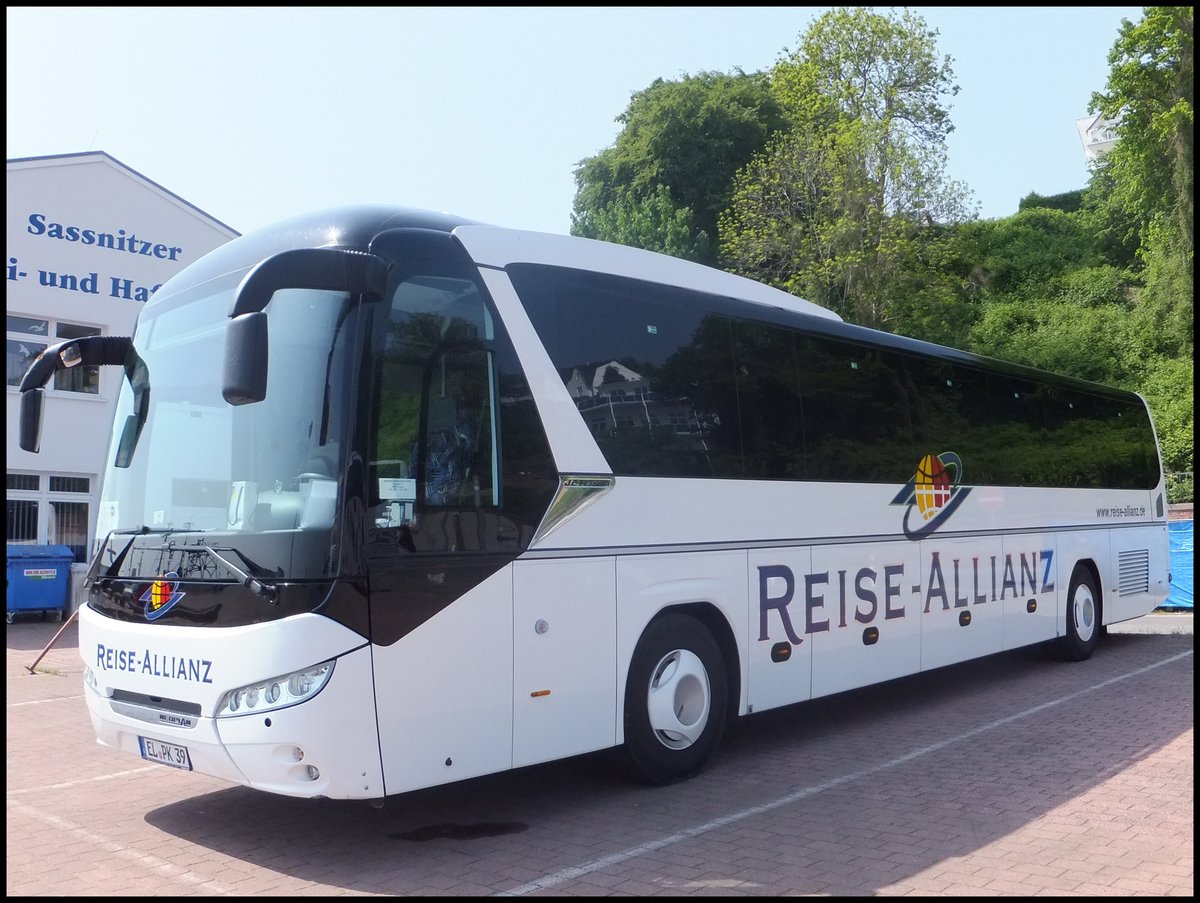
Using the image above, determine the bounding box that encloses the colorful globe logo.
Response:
[914,453,952,521]
[140,572,184,619]
[148,578,172,612]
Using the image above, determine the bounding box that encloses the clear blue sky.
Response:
[6,6,1142,238]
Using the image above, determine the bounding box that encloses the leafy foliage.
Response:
[720,7,974,332]
[1089,6,1193,250]
[968,298,1142,386]
[571,71,785,264]
[1138,356,1194,476]
[1018,190,1084,214]
[954,209,1103,297]
[571,184,711,262]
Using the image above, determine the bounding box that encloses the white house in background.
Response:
[1076,112,1122,164]
[6,151,237,571]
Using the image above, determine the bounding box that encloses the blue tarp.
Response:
[1162,520,1193,610]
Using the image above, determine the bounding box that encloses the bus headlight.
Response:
[215,660,335,718]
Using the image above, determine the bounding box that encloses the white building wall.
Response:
[1075,114,1120,164]
[6,152,237,586]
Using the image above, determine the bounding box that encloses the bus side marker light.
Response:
[862,627,879,646]
[1026,599,1037,613]
[288,763,319,782]
[959,610,972,626]
[530,689,551,698]
[770,642,791,663]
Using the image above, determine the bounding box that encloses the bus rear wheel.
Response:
[1059,566,1101,661]
[623,613,727,785]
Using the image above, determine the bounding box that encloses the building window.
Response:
[7,473,39,491]
[49,501,90,562]
[6,315,101,393]
[7,499,39,544]
[49,476,90,493]
[5,472,93,562]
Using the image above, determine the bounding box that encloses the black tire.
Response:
[623,613,728,785]
[1059,566,1102,661]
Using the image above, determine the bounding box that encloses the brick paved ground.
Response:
[6,611,1192,896]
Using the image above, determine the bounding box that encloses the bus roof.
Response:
[452,223,841,323]
[151,205,839,324]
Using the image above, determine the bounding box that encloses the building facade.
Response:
[1075,112,1121,164]
[6,152,237,572]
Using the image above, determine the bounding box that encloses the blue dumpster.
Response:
[6,544,74,623]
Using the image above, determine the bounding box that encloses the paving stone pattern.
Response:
[6,613,1192,896]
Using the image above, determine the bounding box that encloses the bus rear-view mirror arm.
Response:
[18,335,136,453]
[223,248,390,406]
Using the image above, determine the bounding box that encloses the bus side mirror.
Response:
[17,335,136,454]
[223,312,269,406]
[229,248,390,317]
[222,248,388,407]
[114,414,141,468]
[18,387,45,452]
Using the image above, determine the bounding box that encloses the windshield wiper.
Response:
[196,543,281,604]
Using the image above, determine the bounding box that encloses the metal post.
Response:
[26,607,80,675]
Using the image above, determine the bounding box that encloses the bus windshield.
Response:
[95,273,360,580]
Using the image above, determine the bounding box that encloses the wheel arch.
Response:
[1057,556,1105,661]
[1070,557,1104,625]
[641,600,742,725]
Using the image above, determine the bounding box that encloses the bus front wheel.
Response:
[1059,566,1101,661]
[623,613,728,785]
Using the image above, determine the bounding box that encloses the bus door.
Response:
[364,269,518,793]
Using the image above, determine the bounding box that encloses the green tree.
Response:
[1090,6,1193,251]
[571,184,711,263]
[720,7,974,333]
[967,298,1142,386]
[1136,218,1195,357]
[1018,189,1084,214]
[1087,6,1193,495]
[1139,357,1194,476]
[571,71,786,264]
[1084,6,1193,353]
[954,208,1103,297]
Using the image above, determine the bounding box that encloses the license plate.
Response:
[138,736,193,771]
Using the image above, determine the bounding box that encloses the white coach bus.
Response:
[19,206,1171,800]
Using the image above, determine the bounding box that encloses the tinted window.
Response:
[513,265,740,477]
[982,374,1051,487]
[509,264,1159,490]
[1047,389,1159,489]
[1107,398,1160,488]
[906,360,993,483]
[798,336,915,482]
[728,320,806,479]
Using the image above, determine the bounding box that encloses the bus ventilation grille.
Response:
[1117,549,1150,596]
